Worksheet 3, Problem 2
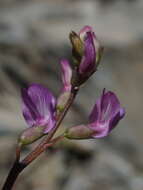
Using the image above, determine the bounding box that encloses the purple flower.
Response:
[56,59,72,113]
[79,26,99,75]
[89,89,125,138]
[70,26,103,86]
[65,89,125,139]
[60,59,72,92]
[22,84,56,134]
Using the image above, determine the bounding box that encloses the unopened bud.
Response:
[69,26,103,87]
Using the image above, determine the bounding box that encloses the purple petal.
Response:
[79,25,93,39]
[89,122,110,138]
[109,108,125,131]
[22,88,40,127]
[89,89,106,123]
[79,32,96,74]
[88,89,125,138]
[60,59,72,92]
[90,108,125,138]
[100,90,121,122]
[79,26,98,49]
[22,84,56,133]
[27,84,56,118]
[89,98,101,123]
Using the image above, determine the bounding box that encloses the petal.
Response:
[89,89,105,123]
[89,122,110,138]
[88,89,125,138]
[22,88,41,127]
[22,84,56,131]
[27,84,56,116]
[89,98,101,123]
[79,25,93,40]
[109,108,125,131]
[79,32,96,74]
[22,105,37,127]
[100,90,121,122]
[60,59,72,92]
[91,108,125,138]
[79,26,101,66]
[43,115,56,134]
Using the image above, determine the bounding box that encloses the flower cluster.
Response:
[19,26,125,146]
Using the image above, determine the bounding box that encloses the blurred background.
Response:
[0,0,143,189]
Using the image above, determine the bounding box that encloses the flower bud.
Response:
[18,125,46,146]
[70,26,103,86]
[57,59,72,115]
[65,125,94,140]
[60,59,72,92]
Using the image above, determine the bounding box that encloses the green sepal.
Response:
[18,125,46,146]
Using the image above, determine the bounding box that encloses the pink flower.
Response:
[89,89,125,138]
[60,59,72,92]
[57,59,72,113]
[65,89,125,139]
[22,84,56,134]
[79,26,99,76]
[70,26,103,86]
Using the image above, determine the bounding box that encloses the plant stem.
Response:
[2,161,25,190]
[2,86,79,190]
[2,135,64,190]
[22,135,65,165]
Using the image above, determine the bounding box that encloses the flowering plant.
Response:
[2,26,125,190]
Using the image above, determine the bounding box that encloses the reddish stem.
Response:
[2,86,78,190]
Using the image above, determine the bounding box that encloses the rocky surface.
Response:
[0,0,143,190]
